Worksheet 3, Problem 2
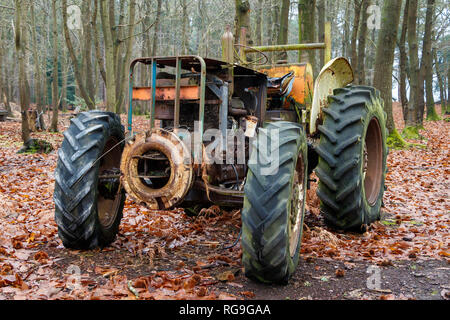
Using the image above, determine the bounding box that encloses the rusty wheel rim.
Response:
[98,137,122,228]
[363,117,383,206]
[289,154,305,257]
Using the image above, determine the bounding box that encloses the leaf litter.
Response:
[0,106,448,299]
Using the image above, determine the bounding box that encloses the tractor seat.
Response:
[267,71,295,97]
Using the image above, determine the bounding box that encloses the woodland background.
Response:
[0,0,448,144]
[0,0,449,301]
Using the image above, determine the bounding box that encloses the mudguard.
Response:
[309,57,354,135]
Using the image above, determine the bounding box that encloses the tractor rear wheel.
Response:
[54,111,126,249]
[242,121,308,284]
[315,85,388,231]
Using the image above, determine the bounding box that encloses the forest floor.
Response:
[0,103,448,300]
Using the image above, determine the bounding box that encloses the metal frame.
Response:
[242,22,332,65]
[128,55,207,137]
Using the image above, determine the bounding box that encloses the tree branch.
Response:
[118,21,155,43]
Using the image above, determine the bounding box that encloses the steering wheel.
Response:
[233,44,269,66]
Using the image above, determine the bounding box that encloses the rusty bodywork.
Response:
[120,23,353,210]
[122,56,268,209]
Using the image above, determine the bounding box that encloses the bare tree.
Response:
[373,0,402,135]
[298,0,316,69]
[357,0,370,84]
[350,0,362,74]
[62,0,96,110]
[405,0,421,130]
[277,0,291,61]
[30,3,45,129]
[49,0,59,132]
[433,49,447,114]
[423,0,439,120]
[14,0,31,144]
[398,0,409,123]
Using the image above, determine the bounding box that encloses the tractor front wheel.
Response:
[54,111,126,249]
[242,121,308,284]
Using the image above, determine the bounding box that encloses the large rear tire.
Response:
[242,121,308,284]
[54,111,125,249]
[315,85,388,231]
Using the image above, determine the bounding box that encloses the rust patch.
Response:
[132,86,200,101]
[120,129,194,210]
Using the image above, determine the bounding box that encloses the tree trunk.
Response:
[30,3,46,129]
[373,0,402,134]
[2,61,12,116]
[234,0,253,62]
[62,0,96,111]
[152,0,162,56]
[406,0,420,128]
[255,0,263,46]
[114,1,126,106]
[116,0,136,114]
[399,0,409,123]
[93,0,106,84]
[81,0,95,110]
[342,0,351,58]
[271,0,280,48]
[235,0,253,45]
[49,0,59,132]
[100,0,116,112]
[357,0,370,85]
[447,66,450,114]
[0,27,13,117]
[298,0,316,70]
[277,0,291,61]
[15,0,31,144]
[318,0,325,67]
[447,68,450,113]
[266,0,273,46]
[181,0,188,54]
[433,49,446,114]
[0,28,8,116]
[350,0,362,80]
[423,0,438,120]
[60,50,69,113]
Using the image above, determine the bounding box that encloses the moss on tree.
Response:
[426,105,442,121]
[401,126,425,141]
[387,128,410,149]
[17,139,54,154]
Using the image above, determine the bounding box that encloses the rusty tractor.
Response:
[54,24,387,284]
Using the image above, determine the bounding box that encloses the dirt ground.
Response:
[0,104,448,300]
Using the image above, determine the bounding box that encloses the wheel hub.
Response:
[97,137,123,229]
[363,117,383,206]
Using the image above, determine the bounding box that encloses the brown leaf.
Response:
[12,240,23,249]
[335,269,345,278]
[133,277,149,289]
[183,274,201,289]
[0,263,13,275]
[216,271,235,282]
[240,291,255,298]
[34,251,49,263]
